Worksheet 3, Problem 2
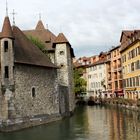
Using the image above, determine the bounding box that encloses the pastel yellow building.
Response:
[120,30,140,100]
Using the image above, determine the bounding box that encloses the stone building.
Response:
[0,16,75,132]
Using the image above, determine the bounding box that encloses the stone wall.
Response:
[58,85,69,116]
[55,43,75,113]
[0,113,62,132]
[0,38,14,86]
[0,38,14,120]
[66,45,75,112]
[48,52,55,64]
[12,64,59,118]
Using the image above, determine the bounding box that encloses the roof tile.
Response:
[13,26,57,68]
[0,16,14,39]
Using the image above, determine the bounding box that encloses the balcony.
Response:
[113,65,117,69]
[108,77,112,81]
[108,68,111,72]
[118,75,122,79]
[118,64,121,68]
[115,87,118,90]
[108,78,112,83]
[118,67,122,71]
[114,76,118,80]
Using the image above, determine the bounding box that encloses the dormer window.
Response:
[4,41,8,52]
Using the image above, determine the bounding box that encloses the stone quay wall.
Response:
[0,113,62,132]
[102,98,140,112]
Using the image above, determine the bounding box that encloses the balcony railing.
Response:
[118,75,123,79]
[113,66,117,69]
[108,68,111,71]
[118,64,121,68]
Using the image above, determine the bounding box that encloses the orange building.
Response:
[106,46,123,97]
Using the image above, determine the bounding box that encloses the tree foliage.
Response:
[74,68,87,96]
[28,35,45,52]
[101,79,106,90]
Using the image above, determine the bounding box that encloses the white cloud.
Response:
[0,0,140,57]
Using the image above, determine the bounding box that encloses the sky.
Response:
[0,0,140,57]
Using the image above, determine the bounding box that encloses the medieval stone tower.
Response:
[0,14,75,131]
[54,33,75,113]
[23,20,75,114]
[0,16,15,120]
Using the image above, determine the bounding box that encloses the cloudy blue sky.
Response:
[0,0,140,57]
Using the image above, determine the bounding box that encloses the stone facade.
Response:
[0,64,60,124]
[58,85,69,116]
[0,16,75,131]
[1,38,14,86]
[13,64,59,118]
[55,43,75,113]
[48,51,55,64]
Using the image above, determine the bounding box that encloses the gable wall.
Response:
[13,64,59,118]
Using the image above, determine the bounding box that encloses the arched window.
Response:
[4,41,8,52]
[32,87,36,98]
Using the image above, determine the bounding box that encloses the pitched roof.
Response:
[120,30,133,42]
[23,20,56,51]
[109,45,120,52]
[54,33,70,45]
[35,20,45,30]
[88,59,107,67]
[0,16,14,39]
[120,30,140,52]
[53,33,75,57]
[12,26,57,68]
[24,20,74,57]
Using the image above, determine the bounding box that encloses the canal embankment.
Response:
[76,97,140,112]
[103,98,140,112]
[0,113,63,132]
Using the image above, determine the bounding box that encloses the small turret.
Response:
[54,33,75,113]
[0,16,14,39]
[35,20,45,30]
[0,16,14,88]
[0,16,15,120]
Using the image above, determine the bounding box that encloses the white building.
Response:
[86,60,108,98]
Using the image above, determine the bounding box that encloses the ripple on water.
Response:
[0,106,140,140]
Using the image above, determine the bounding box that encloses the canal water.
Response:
[0,106,140,140]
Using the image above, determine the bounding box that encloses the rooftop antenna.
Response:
[46,24,48,29]
[60,25,62,33]
[6,0,8,16]
[11,9,17,25]
[39,13,41,20]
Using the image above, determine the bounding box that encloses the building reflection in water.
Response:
[83,106,140,140]
[108,106,140,140]
[0,106,140,140]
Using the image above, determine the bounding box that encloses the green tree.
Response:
[28,35,45,52]
[74,68,87,96]
[101,79,106,90]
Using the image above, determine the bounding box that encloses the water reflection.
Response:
[0,106,140,140]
